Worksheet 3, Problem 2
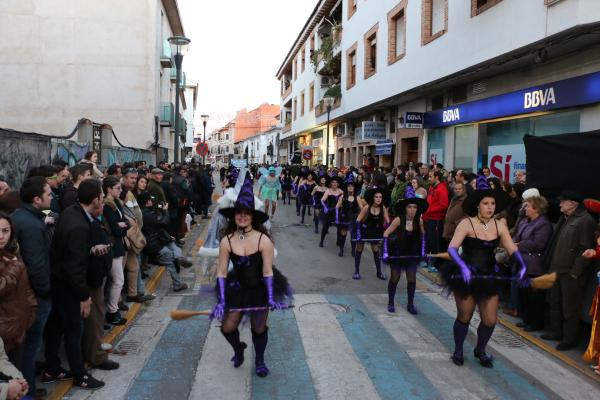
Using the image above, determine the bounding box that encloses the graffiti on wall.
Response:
[54,142,90,166]
[0,129,52,188]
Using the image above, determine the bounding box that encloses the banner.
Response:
[361,121,387,141]
[375,139,393,156]
[488,144,526,183]
[429,148,444,166]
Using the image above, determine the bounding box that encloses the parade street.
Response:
[54,194,599,400]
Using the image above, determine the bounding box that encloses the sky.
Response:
[178,0,317,135]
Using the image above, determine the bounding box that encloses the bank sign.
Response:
[488,144,526,183]
[361,121,387,141]
[424,71,600,128]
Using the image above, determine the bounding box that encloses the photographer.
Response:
[139,192,191,292]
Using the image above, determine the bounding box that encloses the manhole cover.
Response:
[298,302,350,314]
[493,332,525,348]
[117,340,142,354]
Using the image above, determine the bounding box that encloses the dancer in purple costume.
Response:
[319,176,344,247]
[354,187,389,280]
[212,176,293,378]
[311,175,328,234]
[383,186,428,315]
[298,173,316,224]
[336,175,360,257]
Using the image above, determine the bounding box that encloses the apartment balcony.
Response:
[160,103,175,126]
[170,69,186,87]
[281,82,292,100]
[315,95,342,118]
[160,39,173,68]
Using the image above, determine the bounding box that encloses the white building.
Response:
[182,82,199,158]
[208,122,235,168]
[234,126,281,165]
[0,0,191,162]
[277,0,600,178]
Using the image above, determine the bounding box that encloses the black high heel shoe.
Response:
[451,353,464,366]
[231,342,247,368]
[474,349,494,368]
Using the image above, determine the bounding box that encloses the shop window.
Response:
[348,0,357,20]
[300,90,305,116]
[454,126,475,172]
[346,42,358,89]
[388,1,407,65]
[364,23,379,79]
[301,46,306,72]
[427,129,445,167]
[422,0,448,46]
[309,81,315,110]
[471,0,503,17]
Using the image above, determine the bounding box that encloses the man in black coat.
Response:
[45,179,107,390]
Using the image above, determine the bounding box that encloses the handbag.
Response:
[125,216,146,254]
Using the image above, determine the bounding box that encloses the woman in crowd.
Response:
[383,186,427,315]
[512,196,553,332]
[102,176,130,325]
[133,175,148,198]
[0,212,37,369]
[80,151,104,178]
[318,176,343,248]
[354,188,389,280]
[311,175,328,234]
[212,177,292,378]
[411,176,428,199]
[441,175,528,368]
[336,176,360,257]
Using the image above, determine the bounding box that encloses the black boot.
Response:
[373,251,386,280]
[252,328,269,378]
[338,234,346,257]
[314,215,319,234]
[353,251,362,279]
[221,329,247,368]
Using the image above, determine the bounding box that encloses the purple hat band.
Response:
[476,174,490,190]
[404,185,416,199]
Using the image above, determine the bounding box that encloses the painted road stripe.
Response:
[359,294,499,400]
[189,323,253,400]
[126,294,213,400]
[252,308,317,400]
[421,290,600,400]
[326,294,440,400]
[414,292,551,400]
[293,294,381,400]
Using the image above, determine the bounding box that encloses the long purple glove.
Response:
[264,276,283,310]
[511,250,530,287]
[321,199,329,214]
[421,234,426,258]
[382,238,389,262]
[448,247,471,283]
[355,220,362,241]
[211,277,227,320]
[335,208,339,224]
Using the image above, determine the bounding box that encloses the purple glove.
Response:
[211,277,227,320]
[448,247,471,283]
[511,250,530,287]
[421,234,426,258]
[335,208,339,225]
[382,238,390,262]
[264,276,282,310]
[321,199,329,214]
[355,220,362,241]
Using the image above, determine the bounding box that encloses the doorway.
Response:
[403,137,419,164]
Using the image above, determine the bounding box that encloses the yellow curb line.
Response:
[48,266,166,400]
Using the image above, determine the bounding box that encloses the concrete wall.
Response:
[0,129,52,188]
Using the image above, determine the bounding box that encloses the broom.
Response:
[170,305,294,321]
[448,272,557,289]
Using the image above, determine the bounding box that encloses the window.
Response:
[364,23,379,79]
[421,0,448,45]
[346,42,358,89]
[310,34,315,61]
[388,1,407,65]
[471,0,502,16]
[293,97,297,120]
[309,81,315,110]
[293,57,297,80]
[348,0,357,19]
[300,90,305,116]
[301,46,306,72]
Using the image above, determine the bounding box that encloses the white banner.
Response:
[488,144,526,183]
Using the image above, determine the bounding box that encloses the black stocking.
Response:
[388,268,401,305]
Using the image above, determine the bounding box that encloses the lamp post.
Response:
[201,114,209,165]
[168,36,191,164]
[323,95,335,169]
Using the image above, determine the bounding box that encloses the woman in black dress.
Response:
[299,173,316,224]
[318,176,343,247]
[311,175,328,234]
[354,187,389,280]
[280,169,294,205]
[336,176,360,257]
[212,177,293,378]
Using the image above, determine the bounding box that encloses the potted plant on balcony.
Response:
[311,22,342,73]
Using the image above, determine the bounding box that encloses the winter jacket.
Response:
[423,181,449,222]
[443,194,467,241]
[103,198,129,258]
[147,179,167,206]
[59,183,78,211]
[141,207,172,256]
[0,252,37,352]
[0,337,23,400]
[11,204,51,299]
[512,215,553,276]
[87,219,113,289]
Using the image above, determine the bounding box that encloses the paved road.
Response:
[63,195,600,400]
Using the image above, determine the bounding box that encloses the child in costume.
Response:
[354,187,389,280]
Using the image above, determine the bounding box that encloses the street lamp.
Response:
[323,95,335,169]
[168,35,191,164]
[201,114,209,165]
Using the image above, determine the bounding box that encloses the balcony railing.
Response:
[160,39,173,68]
[160,103,174,126]
[315,96,342,118]
[281,82,292,100]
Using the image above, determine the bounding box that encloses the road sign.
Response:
[196,142,209,156]
[302,149,313,160]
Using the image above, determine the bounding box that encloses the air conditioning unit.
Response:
[321,76,333,87]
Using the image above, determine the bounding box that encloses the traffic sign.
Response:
[302,149,313,160]
[196,142,209,156]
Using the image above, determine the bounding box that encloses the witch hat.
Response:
[462,174,509,217]
[395,185,428,215]
[219,173,269,223]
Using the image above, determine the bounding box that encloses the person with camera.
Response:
[139,192,190,292]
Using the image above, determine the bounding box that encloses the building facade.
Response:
[0,0,191,163]
[277,0,600,179]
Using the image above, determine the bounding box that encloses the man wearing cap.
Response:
[147,169,167,208]
[541,190,596,350]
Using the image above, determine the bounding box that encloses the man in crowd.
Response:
[423,171,449,269]
[147,168,167,207]
[542,190,596,351]
[60,164,93,210]
[443,181,467,242]
[11,176,53,397]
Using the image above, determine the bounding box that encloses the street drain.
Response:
[493,332,525,348]
[298,302,350,314]
[117,340,142,354]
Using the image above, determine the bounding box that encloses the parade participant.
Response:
[293,167,308,216]
[312,175,328,234]
[319,176,343,248]
[582,199,600,373]
[258,166,282,221]
[354,187,389,280]
[212,176,293,378]
[299,172,316,224]
[441,175,528,368]
[280,169,293,205]
[336,175,360,257]
[382,186,427,314]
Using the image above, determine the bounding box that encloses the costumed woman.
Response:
[354,187,390,280]
[294,167,308,216]
[582,198,600,374]
[382,185,427,315]
[280,169,294,205]
[311,175,328,234]
[212,176,293,378]
[299,172,316,224]
[258,166,282,221]
[336,175,360,257]
[441,175,528,368]
[319,176,344,247]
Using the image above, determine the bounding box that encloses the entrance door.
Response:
[403,137,419,164]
